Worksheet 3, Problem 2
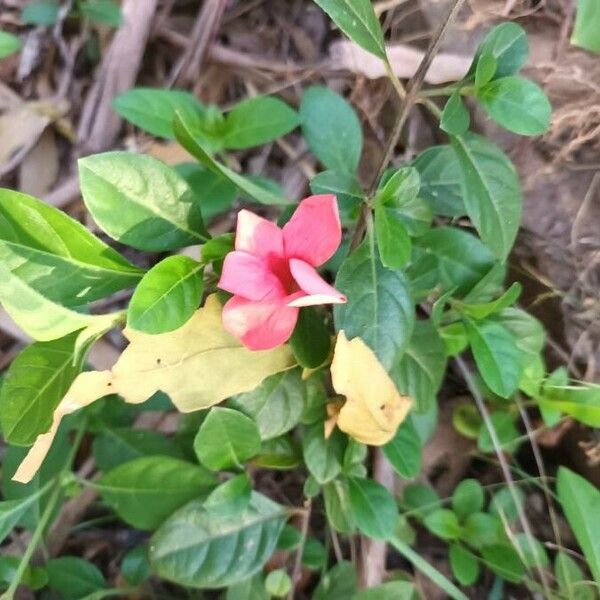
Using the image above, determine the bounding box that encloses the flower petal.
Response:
[283,194,342,266]
[222,296,299,350]
[288,258,347,307]
[235,209,284,259]
[218,251,286,301]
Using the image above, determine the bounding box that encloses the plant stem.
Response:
[287,498,312,600]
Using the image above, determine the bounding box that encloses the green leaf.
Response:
[452,479,484,519]
[538,381,600,427]
[254,436,302,470]
[478,76,551,136]
[382,419,421,478]
[22,0,59,25]
[310,170,364,224]
[347,477,397,540]
[377,167,420,207]
[489,486,524,524]
[265,569,292,598]
[314,562,357,600]
[97,456,216,529]
[477,411,520,454]
[462,512,501,548]
[474,53,497,88]
[410,227,495,296]
[193,407,261,471]
[0,188,142,305]
[79,152,208,251]
[513,532,549,568]
[0,487,49,544]
[121,545,151,586]
[313,0,386,59]
[222,96,300,149]
[374,204,411,268]
[412,146,465,217]
[334,238,415,370]
[46,557,107,599]
[290,307,331,369]
[0,556,47,590]
[229,369,305,440]
[557,467,600,584]
[79,0,123,26]
[204,474,252,516]
[226,574,269,600]
[424,509,462,541]
[555,551,595,600]
[112,88,205,139]
[465,317,521,398]
[468,22,528,79]
[173,110,289,205]
[390,319,446,412]
[441,91,470,135]
[92,427,184,471]
[303,425,346,484]
[441,323,469,357]
[402,483,439,517]
[455,282,521,320]
[201,232,234,264]
[0,31,22,59]
[128,256,203,334]
[449,544,479,586]
[0,333,85,445]
[572,0,600,52]
[324,479,356,533]
[354,581,417,599]
[150,492,287,588]
[451,132,522,259]
[300,86,363,174]
[481,543,525,583]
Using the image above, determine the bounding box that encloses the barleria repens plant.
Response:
[1,2,600,599]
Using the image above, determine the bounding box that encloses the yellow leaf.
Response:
[331,331,412,445]
[14,295,295,482]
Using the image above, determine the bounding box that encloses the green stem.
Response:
[389,536,469,600]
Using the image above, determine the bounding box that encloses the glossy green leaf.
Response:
[303,425,346,484]
[348,477,397,540]
[313,0,386,59]
[382,419,421,478]
[572,0,600,52]
[377,167,420,207]
[128,255,203,334]
[481,543,525,583]
[390,319,446,412]
[424,509,462,540]
[0,31,22,59]
[474,54,497,88]
[374,204,411,268]
[465,317,521,398]
[300,86,363,174]
[194,407,261,471]
[173,110,289,205]
[254,436,302,470]
[226,574,269,600]
[0,188,141,305]
[229,369,305,440]
[98,456,216,530]
[324,479,356,533]
[412,146,465,217]
[334,238,415,370]
[201,232,234,264]
[46,557,107,599]
[451,132,522,259]
[449,544,479,586]
[538,381,600,427]
[0,333,85,445]
[557,467,600,584]
[112,88,204,139]
[455,282,521,320]
[441,91,470,135]
[290,307,331,369]
[222,96,300,149]
[92,427,184,471]
[478,76,551,136]
[410,227,495,296]
[121,545,151,586]
[79,0,122,26]
[265,569,292,597]
[204,474,252,516]
[451,479,484,519]
[468,22,528,79]
[22,0,59,25]
[313,561,357,600]
[79,152,208,251]
[310,170,363,224]
[354,581,416,599]
[150,492,287,588]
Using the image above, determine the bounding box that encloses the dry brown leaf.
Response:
[331,331,412,445]
[14,295,295,482]
[329,40,471,85]
[18,128,59,197]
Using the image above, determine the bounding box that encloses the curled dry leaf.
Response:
[14,295,295,483]
[330,331,412,445]
[329,40,471,85]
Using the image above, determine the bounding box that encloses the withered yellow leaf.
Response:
[331,331,412,445]
[14,295,295,482]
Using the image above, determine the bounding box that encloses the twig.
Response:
[288,499,311,600]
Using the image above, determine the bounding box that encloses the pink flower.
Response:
[218,194,347,350]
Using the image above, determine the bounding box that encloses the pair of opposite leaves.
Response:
[14,295,412,483]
